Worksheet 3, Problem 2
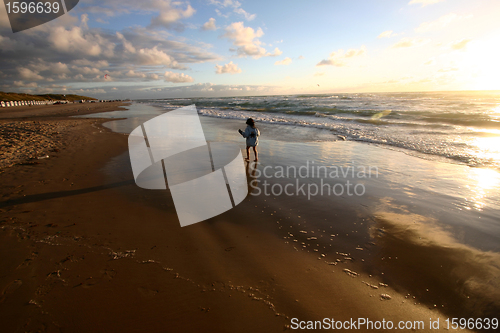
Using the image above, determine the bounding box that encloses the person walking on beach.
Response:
[238,118,260,161]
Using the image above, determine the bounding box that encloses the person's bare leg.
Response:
[245,146,250,160]
[253,146,258,161]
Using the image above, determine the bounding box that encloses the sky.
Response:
[1,0,500,99]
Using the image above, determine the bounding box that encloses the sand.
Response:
[0,102,483,332]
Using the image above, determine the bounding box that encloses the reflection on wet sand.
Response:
[370,197,500,318]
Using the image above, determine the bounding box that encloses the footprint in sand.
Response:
[0,279,23,302]
[138,287,158,298]
[100,269,117,281]
[16,252,39,269]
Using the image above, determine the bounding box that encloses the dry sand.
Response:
[0,103,477,332]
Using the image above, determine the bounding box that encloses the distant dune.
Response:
[0,92,96,102]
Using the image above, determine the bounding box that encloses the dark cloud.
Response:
[0,3,222,97]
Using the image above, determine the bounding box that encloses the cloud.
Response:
[267,48,282,57]
[0,35,16,52]
[423,58,436,66]
[72,59,109,68]
[138,82,278,98]
[18,67,44,81]
[215,61,242,74]
[0,14,222,94]
[392,37,430,48]
[116,32,136,53]
[222,22,263,47]
[377,30,395,38]
[408,0,444,7]
[314,72,325,77]
[164,71,194,83]
[149,1,195,30]
[215,9,229,18]
[438,67,458,72]
[48,26,112,57]
[345,48,365,58]
[71,88,107,94]
[316,46,366,67]
[298,55,305,60]
[202,18,217,31]
[34,61,71,75]
[64,0,196,31]
[72,66,101,78]
[415,13,472,33]
[275,57,292,65]
[234,8,256,21]
[115,27,221,64]
[209,0,256,21]
[14,81,38,88]
[316,59,343,67]
[125,70,147,78]
[52,62,70,74]
[221,22,282,58]
[450,38,472,50]
[136,46,183,67]
[80,14,89,30]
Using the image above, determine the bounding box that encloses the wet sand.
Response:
[0,102,492,332]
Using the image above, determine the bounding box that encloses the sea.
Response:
[138,91,500,171]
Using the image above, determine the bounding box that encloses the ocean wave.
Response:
[196,107,499,170]
[140,92,500,170]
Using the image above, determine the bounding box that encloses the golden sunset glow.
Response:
[461,35,500,91]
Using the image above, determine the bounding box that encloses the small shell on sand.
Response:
[380,293,392,300]
[343,268,358,277]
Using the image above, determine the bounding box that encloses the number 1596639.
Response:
[5,1,60,14]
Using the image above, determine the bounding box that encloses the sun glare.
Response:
[473,136,500,160]
[466,167,500,211]
[461,36,500,90]
[475,135,500,151]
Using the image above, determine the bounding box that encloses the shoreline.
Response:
[0,102,494,332]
